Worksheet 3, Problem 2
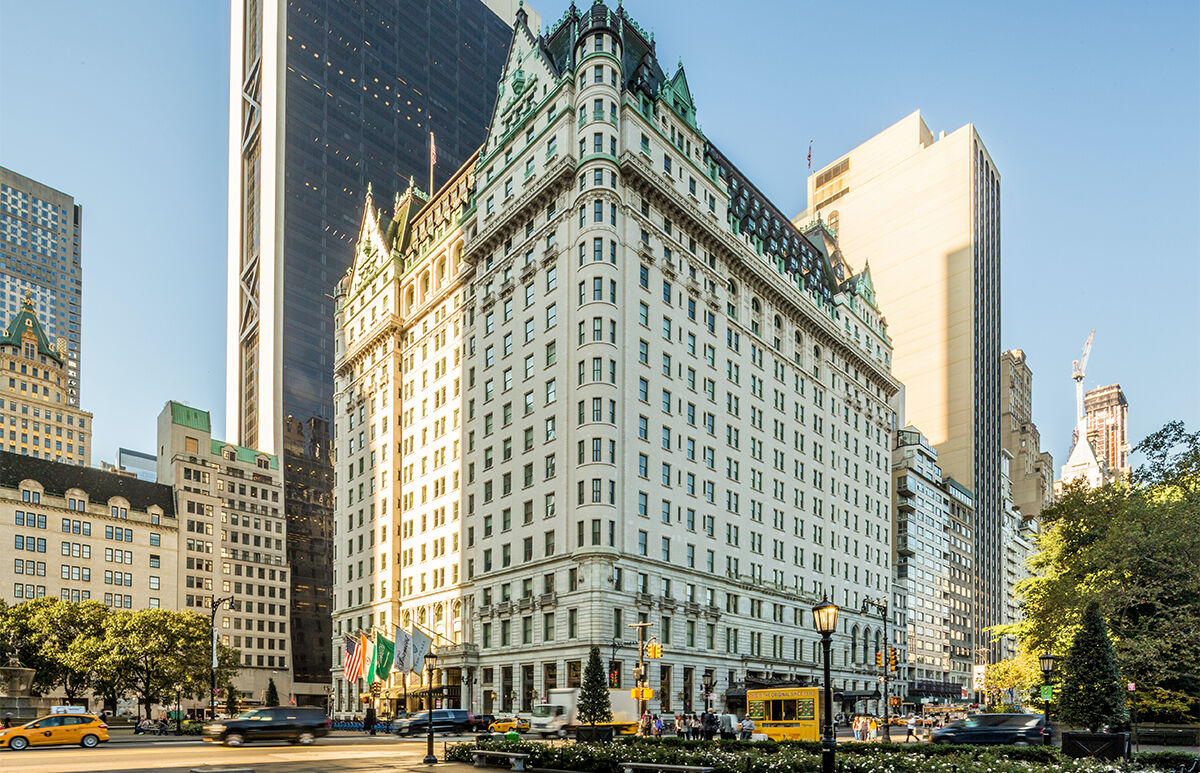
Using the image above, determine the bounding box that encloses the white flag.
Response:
[410,626,433,674]
[395,625,413,673]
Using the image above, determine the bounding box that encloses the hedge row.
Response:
[446,737,1174,773]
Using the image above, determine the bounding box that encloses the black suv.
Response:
[931,713,1049,746]
[202,707,331,746]
[395,709,473,736]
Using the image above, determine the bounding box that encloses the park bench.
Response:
[619,764,715,773]
[470,749,531,771]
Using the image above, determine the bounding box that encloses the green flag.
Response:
[368,632,395,683]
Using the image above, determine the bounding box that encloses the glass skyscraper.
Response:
[0,167,82,406]
[227,0,522,699]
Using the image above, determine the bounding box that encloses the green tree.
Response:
[104,608,240,719]
[1058,602,1127,732]
[265,678,280,707]
[0,599,110,699]
[225,687,239,716]
[1013,422,1200,697]
[577,645,612,727]
[985,649,1043,705]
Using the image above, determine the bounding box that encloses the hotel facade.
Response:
[332,2,907,718]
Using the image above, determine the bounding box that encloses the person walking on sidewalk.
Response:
[905,714,919,742]
[364,705,377,736]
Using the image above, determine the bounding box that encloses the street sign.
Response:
[630,687,653,700]
[971,665,986,691]
[1040,685,1053,701]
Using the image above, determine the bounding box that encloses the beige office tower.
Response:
[156,401,295,705]
[1001,350,1053,519]
[800,111,1003,661]
[1084,384,1129,477]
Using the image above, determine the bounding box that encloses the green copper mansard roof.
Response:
[0,296,63,365]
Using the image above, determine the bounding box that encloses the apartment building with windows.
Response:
[332,2,905,719]
[0,451,177,609]
[1084,384,1130,478]
[1,297,92,464]
[0,167,82,406]
[1000,349,1053,520]
[156,402,297,704]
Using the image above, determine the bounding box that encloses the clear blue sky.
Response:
[1,0,1196,471]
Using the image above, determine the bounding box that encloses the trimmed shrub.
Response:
[1135,750,1200,770]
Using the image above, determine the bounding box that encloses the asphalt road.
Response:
[0,735,479,773]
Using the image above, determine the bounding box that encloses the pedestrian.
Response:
[869,716,879,741]
[718,710,734,740]
[851,715,860,741]
[905,714,918,742]
[639,712,650,737]
[364,704,376,736]
[653,714,662,737]
[2,714,11,729]
[739,715,754,740]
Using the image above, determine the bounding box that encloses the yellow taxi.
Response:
[0,712,109,750]
[487,716,530,733]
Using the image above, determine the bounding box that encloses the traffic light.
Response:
[645,641,663,659]
[875,650,883,667]
[888,647,899,671]
[608,661,620,688]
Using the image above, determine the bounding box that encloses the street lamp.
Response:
[812,597,839,773]
[423,652,439,765]
[1039,653,1056,746]
[209,595,235,720]
[174,684,183,735]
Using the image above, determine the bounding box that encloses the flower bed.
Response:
[447,737,1179,773]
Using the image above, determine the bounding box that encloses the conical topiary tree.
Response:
[577,646,612,727]
[225,688,238,716]
[265,678,280,707]
[1058,601,1127,732]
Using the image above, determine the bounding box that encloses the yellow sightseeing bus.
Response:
[746,687,823,741]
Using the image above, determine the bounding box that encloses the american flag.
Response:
[344,634,366,683]
[430,132,437,167]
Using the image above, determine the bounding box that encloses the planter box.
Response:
[575,725,615,743]
[1062,731,1130,761]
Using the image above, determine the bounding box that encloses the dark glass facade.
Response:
[278,0,512,686]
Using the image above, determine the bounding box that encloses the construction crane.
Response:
[1071,330,1094,443]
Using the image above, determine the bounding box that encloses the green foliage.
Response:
[0,598,116,698]
[226,689,239,715]
[1133,688,1200,723]
[985,650,1043,700]
[448,737,1081,773]
[1058,602,1126,731]
[102,607,240,719]
[1015,421,1200,699]
[265,678,280,707]
[1133,750,1200,770]
[578,645,613,726]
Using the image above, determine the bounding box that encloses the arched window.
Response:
[862,628,871,664]
[727,280,738,296]
[850,626,859,663]
[751,298,761,313]
[774,315,782,329]
[418,608,427,625]
[404,287,415,314]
